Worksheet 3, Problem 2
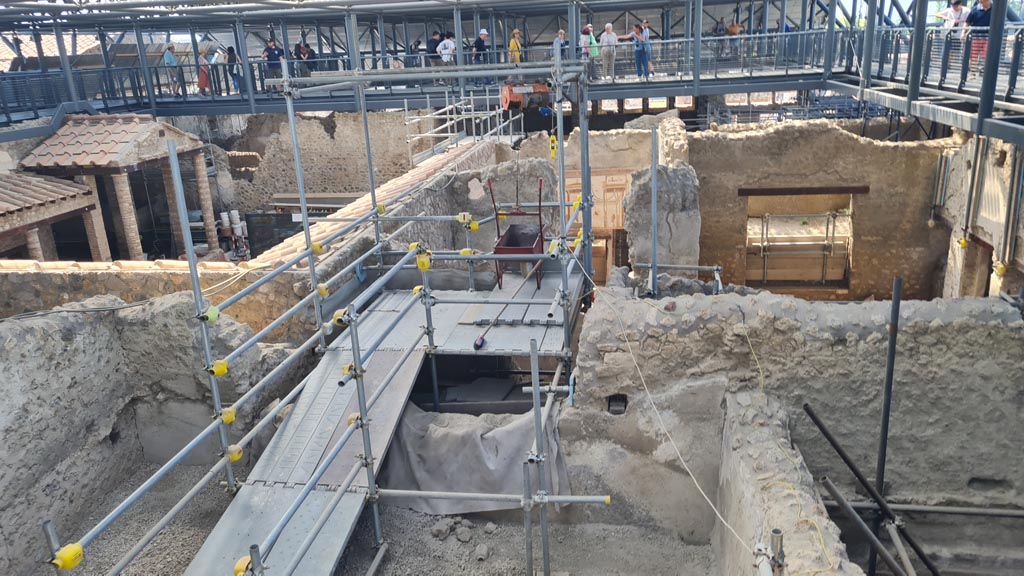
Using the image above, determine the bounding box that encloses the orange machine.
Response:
[500,82,551,111]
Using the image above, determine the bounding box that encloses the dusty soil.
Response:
[33,462,247,576]
[338,504,719,576]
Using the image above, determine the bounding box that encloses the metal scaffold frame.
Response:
[39,53,602,576]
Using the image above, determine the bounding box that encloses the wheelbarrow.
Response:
[488,178,545,289]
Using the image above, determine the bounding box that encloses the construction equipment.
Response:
[500,82,552,111]
[489,178,545,290]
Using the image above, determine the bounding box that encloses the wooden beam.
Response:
[738,186,869,196]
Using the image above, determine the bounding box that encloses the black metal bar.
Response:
[868,275,901,576]
[823,477,907,576]
[1007,31,1023,100]
[803,403,943,576]
[825,499,1024,519]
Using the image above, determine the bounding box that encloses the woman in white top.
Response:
[937,0,967,30]
[599,24,618,80]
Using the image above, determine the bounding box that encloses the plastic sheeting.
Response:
[377,401,570,515]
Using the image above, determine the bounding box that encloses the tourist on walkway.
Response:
[262,39,285,92]
[197,52,211,96]
[642,19,654,77]
[163,45,181,97]
[509,28,523,64]
[472,28,490,86]
[436,32,456,85]
[962,0,992,78]
[620,23,649,80]
[938,0,967,29]
[553,29,569,61]
[599,23,617,80]
[226,46,242,94]
[426,30,442,69]
[295,44,314,77]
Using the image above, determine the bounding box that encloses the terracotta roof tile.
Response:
[20,113,204,171]
[0,172,91,217]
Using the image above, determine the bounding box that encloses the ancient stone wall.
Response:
[687,121,951,299]
[716,391,863,576]
[231,111,414,213]
[0,293,295,576]
[577,289,1024,522]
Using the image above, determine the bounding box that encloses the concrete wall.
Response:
[577,289,1024,526]
[0,293,295,576]
[688,121,951,300]
[716,391,863,576]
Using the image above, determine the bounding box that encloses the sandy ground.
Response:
[34,462,247,576]
[746,214,852,238]
[338,505,719,576]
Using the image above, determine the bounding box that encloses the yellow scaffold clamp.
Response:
[549,134,557,159]
[408,242,419,251]
[200,305,220,323]
[311,242,325,256]
[233,556,251,576]
[469,221,479,232]
[548,239,560,254]
[572,195,582,210]
[995,261,1008,276]
[376,204,387,215]
[455,212,472,224]
[417,251,432,272]
[347,412,360,426]
[459,248,473,256]
[316,283,330,298]
[332,308,350,327]
[342,363,355,376]
[412,285,424,295]
[209,359,229,377]
[226,444,244,463]
[497,212,507,221]
[51,543,83,571]
[958,236,969,249]
[220,406,237,425]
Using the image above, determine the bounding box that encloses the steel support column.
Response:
[861,0,879,91]
[97,28,115,103]
[906,0,929,105]
[694,0,704,92]
[133,24,157,112]
[662,7,672,40]
[579,78,593,277]
[53,22,78,101]
[377,13,387,69]
[978,0,1009,133]
[235,21,257,112]
[32,29,47,73]
[454,6,465,91]
[346,13,360,71]
[823,0,838,77]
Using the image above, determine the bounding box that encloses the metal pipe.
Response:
[225,290,317,364]
[821,477,907,576]
[869,275,902,576]
[376,488,522,503]
[356,83,384,271]
[167,140,237,491]
[529,339,551,575]
[282,61,327,352]
[280,461,363,576]
[350,248,418,311]
[348,313,385,546]
[431,252,558,262]
[579,78,593,277]
[884,521,918,576]
[523,459,533,573]
[824,499,1024,519]
[803,403,942,575]
[107,459,228,575]
[420,271,441,411]
[431,298,556,306]
[633,263,722,272]
[648,127,659,296]
[906,0,928,103]
[365,541,389,576]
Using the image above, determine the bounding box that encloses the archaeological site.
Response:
[0,3,1022,576]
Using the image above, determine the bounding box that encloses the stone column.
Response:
[112,172,145,260]
[82,176,112,262]
[35,223,58,260]
[161,160,186,255]
[191,151,219,249]
[25,227,44,260]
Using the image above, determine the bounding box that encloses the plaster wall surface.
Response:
[623,164,701,269]
[687,121,951,299]
[0,293,295,576]
[576,289,1024,533]
[716,391,863,576]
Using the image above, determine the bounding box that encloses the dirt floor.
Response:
[33,462,247,576]
[338,505,719,576]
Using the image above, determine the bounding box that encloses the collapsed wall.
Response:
[574,286,1024,561]
[0,293,301,576]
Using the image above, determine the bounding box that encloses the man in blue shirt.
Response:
[163,45,181,97]
[262,39,286,91]
[963,0,993,76]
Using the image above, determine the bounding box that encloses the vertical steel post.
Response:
[579,79,593,277]
[529,339,551,575]
[694,0,704,91]
[554,54,571,358]
[53,22,79,101]
[663,7,673,41]
[33,29,47,72]
[522,460,534,573]
[867,275,902,576]
[648,127,659,296]
[189,26,203,98]
[282,62,327,349]
[376,14,387,69]
[822,0,838,78]
[347,315,385,546]
[166,139,237,491]
[906,0,929,105]
[97,28,115,103]
[861,0,878,92]
[133,25,157,112]
[454,6,465,92]
[977,0,1008,133]
[235,21,257,112]
[346,13,361,71]
[568,1,579,59]
[356,84,385,270]
[420,270,441,412]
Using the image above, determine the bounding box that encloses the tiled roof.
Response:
[20,114,204,171]
[0,172,91,216]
